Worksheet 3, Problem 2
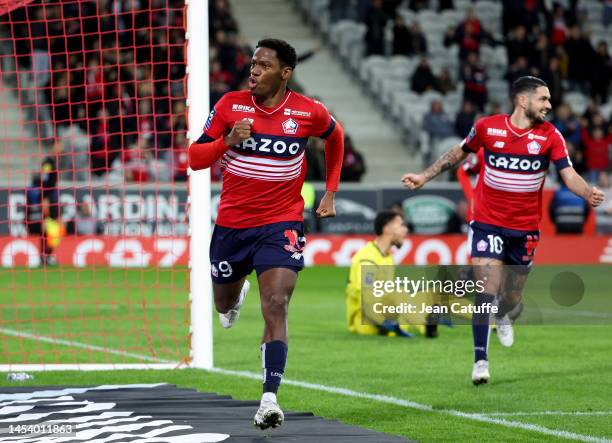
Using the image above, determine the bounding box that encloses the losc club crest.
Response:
[527,140,541,154]
[282,118,298,135]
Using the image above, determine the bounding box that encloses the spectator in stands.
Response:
[605,0,612,28]
[329,0,353,23]
[411,57,436,93]
[423,100,455,147]
[172,132,189,182]
[549,179,590,234]
[392,17,427,56]
[408,0,429,12]
[446,200,468,234]
[591,41,612,104]
[341,134,366,182]
[530,32,554,73]
[505,55,531,85]
[552,103,582,147]
[541,56,564,107]
[25,175,47,265]
[448,9,493,62]
[461,52,488,111]
[581,124,612,183]
[209,0,238,38]
[564,25,595,93]
[74,202,101,235]
[435,68,456,94]
[550,3,569,46]
[41,139,62,220]
[506,26,532,66]
[454,100,477,138]
[364,0,388,56]
[437,0,453,12]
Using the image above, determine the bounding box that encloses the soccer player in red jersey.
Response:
[402,76,604,385]
[189,39,343,429]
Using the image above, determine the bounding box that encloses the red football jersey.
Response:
[199,90,336,228]
[462,114,571,231]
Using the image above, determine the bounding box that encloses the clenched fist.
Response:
[401,173,426,190]
[224,118,253,146]
[588,186,605,207]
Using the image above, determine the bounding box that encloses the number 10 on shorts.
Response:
[487,235,504,254]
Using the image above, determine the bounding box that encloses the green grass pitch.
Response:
[1,265,611,441]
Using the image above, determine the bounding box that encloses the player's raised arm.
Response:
[559,167,605,207]
[402,143,468,190]
[316,120,344,218]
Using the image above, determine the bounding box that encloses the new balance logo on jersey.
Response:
[232,104,255,113]
[528,133,547,141]
[527,141,542,154]
[488,154,544,171]
[487,128,507,137]
[493,141,505,148]
[282,118,299,134]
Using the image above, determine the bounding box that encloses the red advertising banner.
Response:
[1,235,611,267]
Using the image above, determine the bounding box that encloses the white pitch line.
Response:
[483,411,612,417]
[0,328,171,364]
[1,328,610,442]
[210,368,611,443]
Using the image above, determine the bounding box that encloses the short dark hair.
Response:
[256,39,297,69]
[374,210,403,236]
[510,76,548,103]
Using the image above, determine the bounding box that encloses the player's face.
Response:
[248,47,291,98]
[525,86,552,124]
[387,215,408,248]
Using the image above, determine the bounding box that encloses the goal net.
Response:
[0,0,211,370]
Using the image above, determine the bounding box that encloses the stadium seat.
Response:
[338,23,366,62]
[330,20,356,51]
[432,136,463,160]
[359,55,388,85]
[563,92,588,115]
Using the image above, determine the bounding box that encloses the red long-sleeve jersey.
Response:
[189,89,343,228]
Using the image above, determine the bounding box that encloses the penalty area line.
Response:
[210,367,611,443]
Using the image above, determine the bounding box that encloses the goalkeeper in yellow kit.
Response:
[346,210,420,337]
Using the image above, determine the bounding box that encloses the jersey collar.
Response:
[251,90,292,115]
[504,115,534,138]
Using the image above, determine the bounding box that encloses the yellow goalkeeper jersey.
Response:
[346,241,394,334]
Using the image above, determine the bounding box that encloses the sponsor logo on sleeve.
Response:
[487,128,507,137]
[528,133,547,141]
[282,118,299,134]
[466,126,476,143]
[204,108,216,130]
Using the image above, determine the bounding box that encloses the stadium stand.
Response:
[293,0,611,183]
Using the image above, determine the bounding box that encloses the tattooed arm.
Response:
[402,143,468,190]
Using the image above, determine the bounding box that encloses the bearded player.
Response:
[189,39,343,428]
[402,76,604,385]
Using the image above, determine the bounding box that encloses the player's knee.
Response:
[262,292,289,317]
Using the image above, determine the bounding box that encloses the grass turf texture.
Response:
[1,265,611,441]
